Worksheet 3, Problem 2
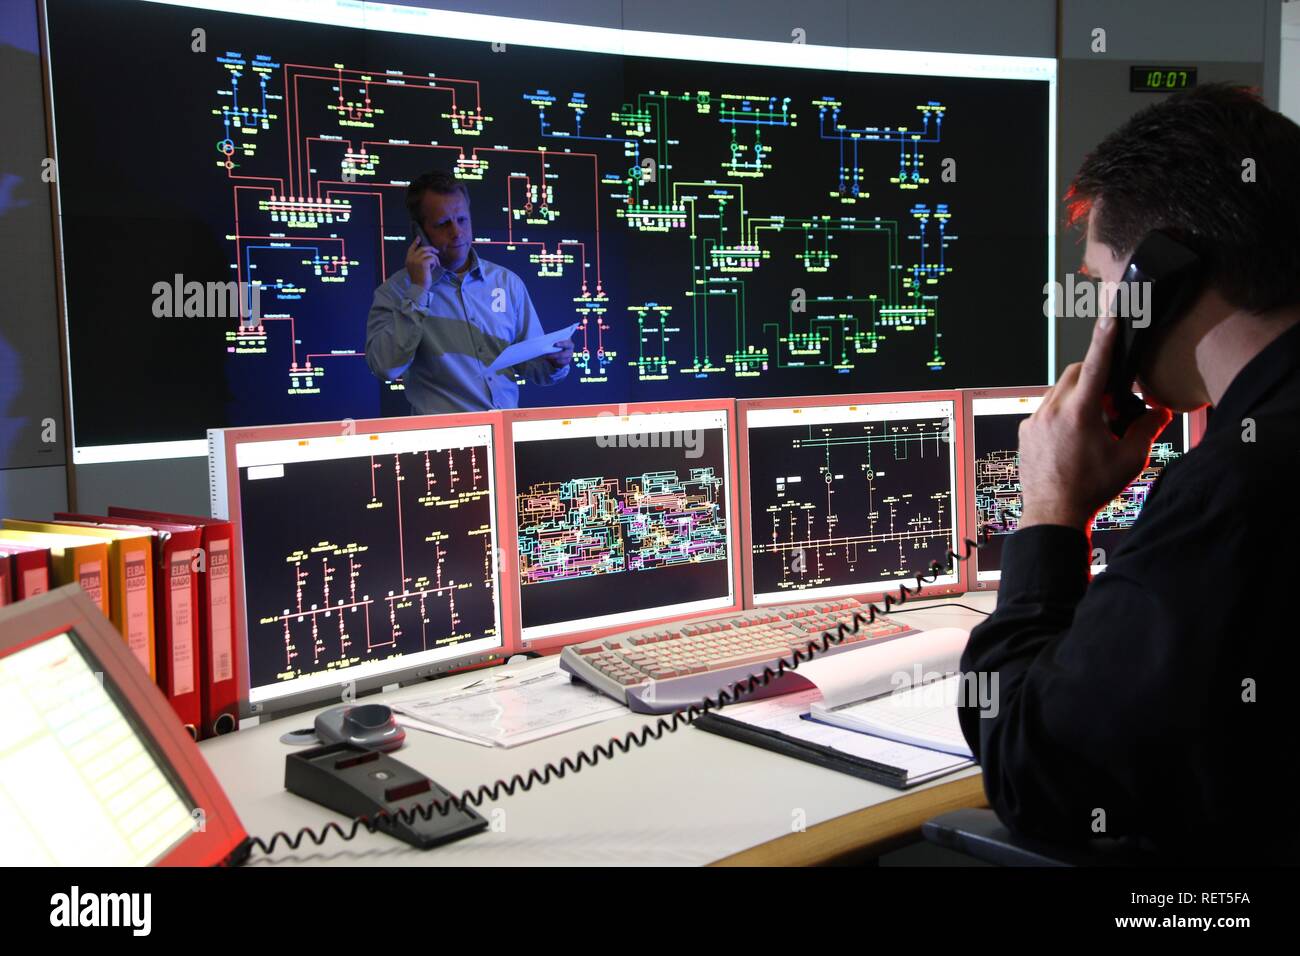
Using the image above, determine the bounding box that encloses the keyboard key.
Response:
[706,647,789,669]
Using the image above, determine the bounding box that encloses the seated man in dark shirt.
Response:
[956,84,1300,862]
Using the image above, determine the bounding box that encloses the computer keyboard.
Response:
[558,597,917,714]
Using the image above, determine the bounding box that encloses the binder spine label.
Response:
[124,554,151,671]
[209,540,233,683]
[169,556,196,697]
[23,568,48,597]
[79,560,104,611]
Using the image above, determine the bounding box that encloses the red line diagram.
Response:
[214,52,615,397]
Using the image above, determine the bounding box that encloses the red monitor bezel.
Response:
[0,585,247,866]
[500,399,743,654]
[962,388,1205,589]
[210,412,514,717]
[960,386,1049,591]
[736,390,968,610]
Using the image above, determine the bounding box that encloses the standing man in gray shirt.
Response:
[366,170,574,413]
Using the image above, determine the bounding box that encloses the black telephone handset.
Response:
[410,218,427,246]
[1103,229,1204,437]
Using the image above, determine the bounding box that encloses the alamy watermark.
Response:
[152,274,263,326]
[890,664,999,719]
[1043,273,1151,327]
[594,405,703,459]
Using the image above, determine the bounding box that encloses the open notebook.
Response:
[809,674,972,758]
[694,627,975,788]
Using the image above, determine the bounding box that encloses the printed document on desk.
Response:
[809,674,973,758]
[392,657,628,747]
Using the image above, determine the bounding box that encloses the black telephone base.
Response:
[285,742,487,850]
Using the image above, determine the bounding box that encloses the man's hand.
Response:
[545,337,574,368]
[405,237,441,292]
[1017,313,1173,530]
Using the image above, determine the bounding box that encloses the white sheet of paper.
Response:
[392,658,628,747]
[488,321,580,373]
[812,674,974,757]
[394,713,493,747]
[795,626,970,708]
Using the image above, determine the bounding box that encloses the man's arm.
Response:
[365,272,481,381]
[365,278,422,381]
[956,312,1180,844]
[958,461,1246,850]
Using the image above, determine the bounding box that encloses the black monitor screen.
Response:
[745,399,960,604]
[511,408,736,642]
[971,395,1190,579]
[232,423,504,706]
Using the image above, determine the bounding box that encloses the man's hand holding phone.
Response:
[1017,313,1173,531]
[406,227,441,292]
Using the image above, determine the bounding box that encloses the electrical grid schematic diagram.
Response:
[46,0,1051,452]
[236,443,499,690]
[974,412,1187,570]
[214,57,955,388]
[747,416,955,595]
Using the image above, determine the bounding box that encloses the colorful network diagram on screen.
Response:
[45,0,1054,462]
[510,407,735,640]
[972,397,1190,578]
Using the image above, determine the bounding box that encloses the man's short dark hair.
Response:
[1066,83,1300,314]
[406,170,470,222]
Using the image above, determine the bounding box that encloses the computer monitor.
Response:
[502,401,741,652]
[209,414,512,718]
[737,392,966,608]
[45,0,1055,466]
[0,584,246,866]
[963,388,1203,586]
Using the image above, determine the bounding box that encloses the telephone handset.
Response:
[410,218,429,246]
[1102,229,1204,437]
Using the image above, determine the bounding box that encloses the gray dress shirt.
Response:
[365,246,569,413]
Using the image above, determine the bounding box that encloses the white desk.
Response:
[200,594,996,866]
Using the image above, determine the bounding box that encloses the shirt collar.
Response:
[1206,318,1300,435]
[433,245,483,284]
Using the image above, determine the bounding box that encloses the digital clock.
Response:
[1130,66,1198,92]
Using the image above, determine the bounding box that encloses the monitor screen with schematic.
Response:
[208,413,514,721]
[502,400,742,654]
[737,392,967,608]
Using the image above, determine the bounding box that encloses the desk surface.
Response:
[201,594,995,866]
